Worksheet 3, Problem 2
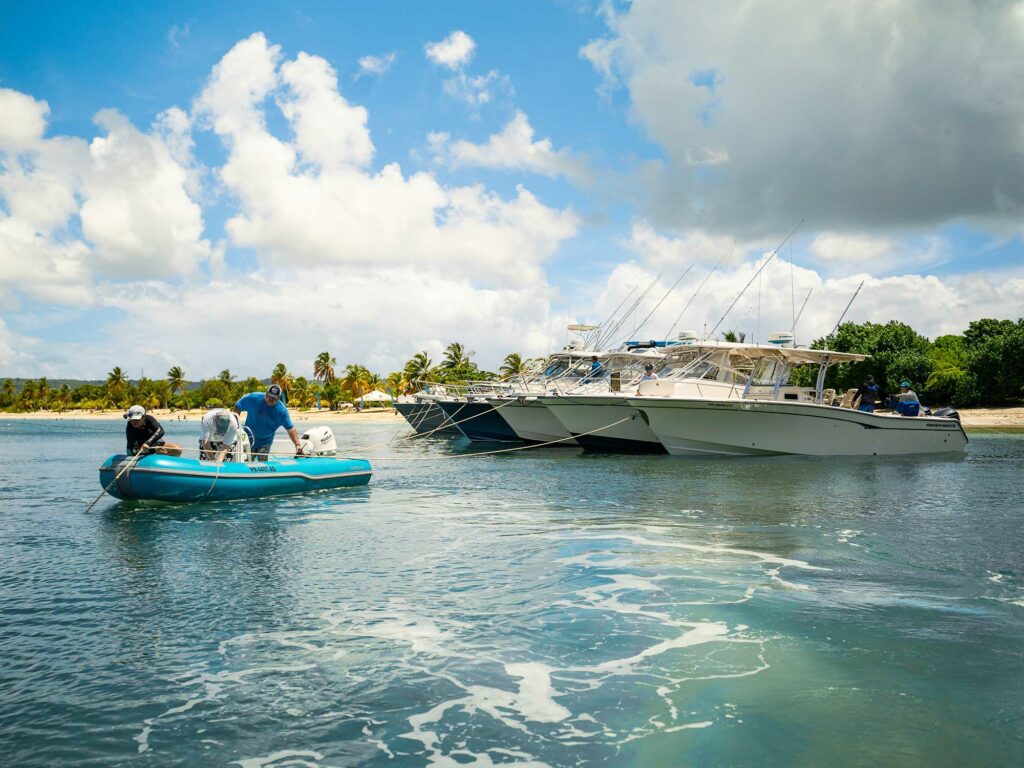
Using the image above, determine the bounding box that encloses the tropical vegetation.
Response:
[3,322,1022,413]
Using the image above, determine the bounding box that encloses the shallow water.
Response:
[1,418,1022,767]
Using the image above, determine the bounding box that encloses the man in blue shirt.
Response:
[233,384,303,460]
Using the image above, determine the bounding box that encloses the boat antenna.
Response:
[791,288,813,345]
[623,265,693,342]
[663,252,726,339]
[823,280,864,350]
[596,271,662,348]
[704,218,804,340]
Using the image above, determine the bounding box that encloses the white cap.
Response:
[124,405,146,420]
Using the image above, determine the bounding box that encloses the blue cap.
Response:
[900,380,911,387]
[266,384,282,399]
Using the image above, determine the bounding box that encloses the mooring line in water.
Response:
[365,414,635,460]
[84,440,152,513]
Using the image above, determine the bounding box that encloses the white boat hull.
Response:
[540,395,665,452]
[486,398,577,445]
[628,397,968,456]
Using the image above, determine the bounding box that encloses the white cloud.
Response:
[80,109,212,278]
[356,51,396,78]
[194,35,577,287]
[622,220,741,268]
[583,0,1024,233]
[441,69,511,109]
[0,88,50,151]
[439,111,591,184]
[424,30,476,70]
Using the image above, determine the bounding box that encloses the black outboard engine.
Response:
[933,407,960,422]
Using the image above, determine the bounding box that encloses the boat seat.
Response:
[837,388,859,408]
[821,388,836,406]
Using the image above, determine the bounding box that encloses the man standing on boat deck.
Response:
[232,385,303,460]
[854,375,879,413]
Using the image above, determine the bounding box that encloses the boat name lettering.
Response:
[925,423,955,429]
[248,465,278,473]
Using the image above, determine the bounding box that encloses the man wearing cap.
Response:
[641,363,659,382]
[894,380,921,416]
[232,385,303,460]
[124,405,182,456]
[200,407,241,462]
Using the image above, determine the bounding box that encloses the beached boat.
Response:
[99,453,372,502]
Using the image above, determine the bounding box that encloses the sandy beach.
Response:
[3,406,1022,429]
[0,407,406,424]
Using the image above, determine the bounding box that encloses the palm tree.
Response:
[313,352,337,383]
[386,371,409,396]
[56,384,72,412]
[217,369,234,385]
[167,366,186,398]
[19,380,37,410]
[341,364,372,399]
[271,363,293,399]
[152,380,171,409]
[37,377,50,407]
[499,353,529,378]
[106,367,129,403]
[292,376,310,409]
[722,330,747,343]
[1,378,15,407]
[403,352,434,391]
[442,342,472,370]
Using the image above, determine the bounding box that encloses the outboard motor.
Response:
[933,407,960,422]
[299,426,338,456]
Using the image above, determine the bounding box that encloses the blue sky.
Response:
[1,1,1022,379]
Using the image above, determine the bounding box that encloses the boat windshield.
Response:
[749,358,791,386]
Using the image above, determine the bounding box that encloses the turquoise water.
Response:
[1,419,1022,766]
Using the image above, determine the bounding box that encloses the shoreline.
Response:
[0,408,406,424]
[1,406,1023,429]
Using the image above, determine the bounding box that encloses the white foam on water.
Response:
[504,663,572,722]
[231,749,323,768]
[663,720,713,732]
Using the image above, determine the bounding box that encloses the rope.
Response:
[365,414,635,460]
[84,441,150,512]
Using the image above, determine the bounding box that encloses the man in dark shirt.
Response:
[854,375,879,413]
[124,405,182,456]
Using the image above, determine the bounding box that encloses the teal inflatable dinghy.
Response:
[98,426,371,503]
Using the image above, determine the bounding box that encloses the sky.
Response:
[1,0,1023,381]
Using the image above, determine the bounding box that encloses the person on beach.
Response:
[232,384,303,460]
[124,405,182,456]
[854,375,879,412]
[199,407,240,462]
[641,363,659,381]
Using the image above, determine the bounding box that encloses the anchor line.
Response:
[366,414,635,460]
[85,440,151,513]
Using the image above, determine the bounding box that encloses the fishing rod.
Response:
[823,280,864,350]
[791,288,813,345]
[704,218,804,340]
[663,250,729,340]
[593,285,638,345]
[595,271,662,349]
[623,265,694,342]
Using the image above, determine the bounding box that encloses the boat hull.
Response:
[485,397,577,445]
[628,398,968,457]
[540,395,666,453]
[99,453,372,502]
[435,400,523,443]
[395,401,460,435]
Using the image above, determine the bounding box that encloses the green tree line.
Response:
[800,317,1024,407]
[1,343,539,413]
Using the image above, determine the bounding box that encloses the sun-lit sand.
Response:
[1,407,405,424]
[3,405,1022,429]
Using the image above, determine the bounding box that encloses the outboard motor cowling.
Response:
[933,407,960,422]
[299,426,338,456]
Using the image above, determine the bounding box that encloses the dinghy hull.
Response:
[99,453,372,503]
